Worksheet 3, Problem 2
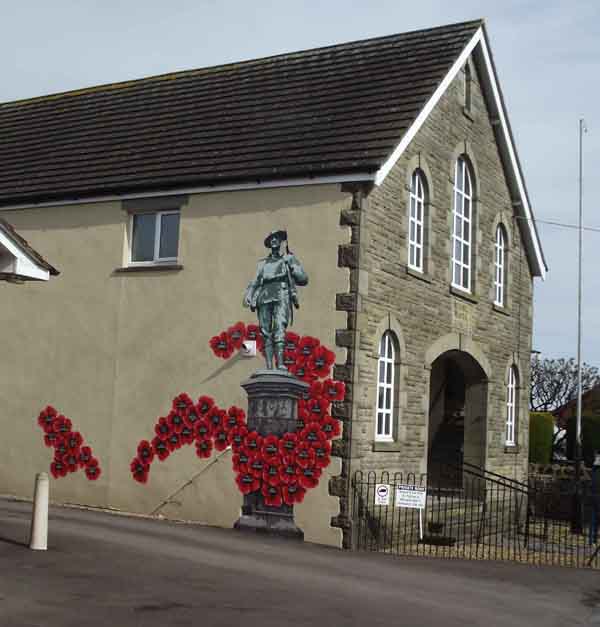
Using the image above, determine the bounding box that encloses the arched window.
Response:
[451,156,474,292]
[408,169,427,272]
[506,365,518,446]
[494,225,507,306]
[376,331,396,441]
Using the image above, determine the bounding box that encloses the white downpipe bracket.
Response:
[29,472,49,550]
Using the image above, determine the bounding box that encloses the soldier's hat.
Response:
[264,229,287,248]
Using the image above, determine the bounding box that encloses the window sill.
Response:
[406,266,432,284]
[504,444,520,454]
[373,441,403,452]
[114,263,183,274]
[450,285,478,304]
[492,303,510,317]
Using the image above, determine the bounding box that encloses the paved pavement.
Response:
[0,498,599,627]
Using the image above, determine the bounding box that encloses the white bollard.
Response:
[29,472,49,550]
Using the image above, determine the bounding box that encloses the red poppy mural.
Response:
[129,327,344,503]
[36,406,101,480]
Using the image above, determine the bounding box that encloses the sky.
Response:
[2,0,599,366]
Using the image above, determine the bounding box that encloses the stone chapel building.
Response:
[0,19,546,548]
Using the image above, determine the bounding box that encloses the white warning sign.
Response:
[374,483,391,506]
[395,484,427,509]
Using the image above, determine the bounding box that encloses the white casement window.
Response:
[129,210,180,265]
[375,331,396,441]
[408,170,426,272]
[494,225,506,306]
[451,157,473,292]
[506,365,518,446]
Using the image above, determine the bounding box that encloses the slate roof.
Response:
[0,19,482,206]
[0,219,59,276]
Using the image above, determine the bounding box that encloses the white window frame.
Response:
[494,225,506,307]
[375,332,395,442]
[506,366,518,446]
[128,210,180,266]
[408,170,425,272]
[451,157,473,293]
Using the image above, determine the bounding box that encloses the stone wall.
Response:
[336,57,534,544]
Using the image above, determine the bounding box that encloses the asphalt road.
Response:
[0,498,598,627]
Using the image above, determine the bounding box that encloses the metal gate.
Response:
[351,464,599,569]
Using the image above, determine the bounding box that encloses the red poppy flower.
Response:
[62,450,80,473]
[308,381,324,398]
[172,393,194,412]
[232,448,251,473]
[282,349,298,370]
[53,437,68,458]
[50,458,68,479]
[136,440,154,464]
[167,410,185,434]
[261,434,280,464]
[261,483,283,508]
[224,406,246,431]
[235,471,260,495]
[154,416,171,440]
[297,465,321,489]
[44,431,60,448]
[309,345,336,379]
[262,460,281,487]
[184,406,200,428]
[207,407,225,431]
[166,432,182,452]
[279,456,299,485]
[295,441,316,469]
[322,378,345,402]
[152,436,170,461]
[52,415,72,435]
[213,428,229,451]
[85,458,101,481]
[78,445,93,468]
[227,425,248,451]
[130,457,150,484]
[195,437,213,459]
[244,431,262,454]
[180,424,195,445]
[289,358,317,383]
[210,332,234,359]
[306,396,330,420]
[298,336,320,358]
[312,440,331,469]
[37,406,58,432]
[64,431,83,452]
[321,416,341,439]
[194,418,213,441]
[284,331,301,352]
[282,482,306,505]
[300,422,327,446]
[278,432,298,458]
[248,453,265,479]
[227,322,246,350]
[196,395,215,416]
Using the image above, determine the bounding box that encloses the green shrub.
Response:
[566,415,600,465]
[529,412,554,464]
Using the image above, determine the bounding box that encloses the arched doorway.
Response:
[427,350,488,484]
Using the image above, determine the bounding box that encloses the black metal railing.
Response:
[351,464,599,569]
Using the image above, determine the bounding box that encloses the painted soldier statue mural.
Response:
[243,230,308,370]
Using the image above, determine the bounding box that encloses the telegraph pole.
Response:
[572,117,587,533]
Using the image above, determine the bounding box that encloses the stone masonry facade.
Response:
[331,58,534,547]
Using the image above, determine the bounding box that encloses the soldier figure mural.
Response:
[243,230,308,370]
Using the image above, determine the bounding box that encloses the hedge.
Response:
[529,412,554,464]
[566,415,600,466]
